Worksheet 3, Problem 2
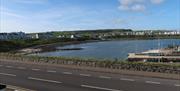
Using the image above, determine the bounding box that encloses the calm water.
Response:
[36,39,180,60]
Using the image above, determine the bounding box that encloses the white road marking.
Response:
[17,67,26,69]
[80,74,91,77]
[145,81,160,84]
[32,69,40,71]
[81,85,122,91]
[120,78,135,82]
[47,70,56,73]
[99,76,111,79]
[62,72,72,75]
[0,73,16,76]
[28,77,62,84]
[6,66,13,68]
[174,84,180,87]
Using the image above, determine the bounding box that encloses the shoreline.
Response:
[18,38,179,55]
[18,40,101,55]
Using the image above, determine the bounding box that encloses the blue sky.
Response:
[0,0,180,33]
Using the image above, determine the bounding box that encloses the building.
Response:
[37,32,54,39]
[0,33,8,40]
[26,33,39,39]
[0,32,26,40]
[163,31,180,35]
[70,35,75,39]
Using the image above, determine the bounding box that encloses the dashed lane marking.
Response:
[145,81,160,84]
[6,66,13,68]
[81,84,122,91]
[32,69,40,71]
[28,77,62,84]
[0,72,16,76]
[99,76,111,79]
[174,84,180,87]
[120,78,135,82]
[80,74,91,77]
[47,70,57,73]
[17,67,26,69]
[62,72,72,75]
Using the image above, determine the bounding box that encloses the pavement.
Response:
[0,60,180,91]
[0,83,34,91]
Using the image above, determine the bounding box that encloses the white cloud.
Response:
[2,12,25,18]
[118,5,130,11]
[150,0,164,4]
[119,0,144,5]
[118,0,165,12]
[0,5,88,33]
[131,4,145,11]
[10,0,48,4]
[0,7,26,18]
[118,0,145,12]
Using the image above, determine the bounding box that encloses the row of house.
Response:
[157,31,180,35]
[27,32,54,39]
[108,31,180,36]
[0,32,26,40]
[0,30,180,40]
[0,32,55,40]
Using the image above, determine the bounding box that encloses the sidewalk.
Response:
[0,83,34,91]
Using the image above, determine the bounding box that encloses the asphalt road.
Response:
[0,61,180,91]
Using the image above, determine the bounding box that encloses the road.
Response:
[0,60,180,91]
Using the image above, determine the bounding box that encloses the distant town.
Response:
[0,29,180,40]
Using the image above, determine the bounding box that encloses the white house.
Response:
[70,35,74,39]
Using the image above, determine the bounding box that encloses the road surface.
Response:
[0,60,180,91]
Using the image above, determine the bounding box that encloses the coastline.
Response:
[17,38,180,54]
[18,40,101,55]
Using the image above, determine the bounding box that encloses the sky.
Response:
[0,0,180,33]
